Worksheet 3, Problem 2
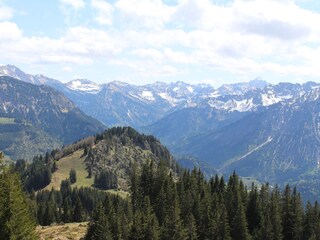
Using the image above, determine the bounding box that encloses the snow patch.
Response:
[208,98,256,112]
[261,94,282,106]
[158,92,177,106]
[66,80,101,93]
[187,86,194,93]
[141,91,155,101]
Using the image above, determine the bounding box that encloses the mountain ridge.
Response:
[0,76,106,160]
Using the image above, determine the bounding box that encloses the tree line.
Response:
[2,153,320,239]
[85,160,320,239]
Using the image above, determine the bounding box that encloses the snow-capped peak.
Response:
[65,79,101,93]
[0,65,24,80]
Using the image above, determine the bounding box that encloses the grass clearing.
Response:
[44,150,129,198]
[36,222,88,240]
[0,117,15,124]
[45,150,94,191]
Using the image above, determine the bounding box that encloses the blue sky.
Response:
[1,0,320,86]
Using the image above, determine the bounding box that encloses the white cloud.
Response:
[91,0,113,25]
[0,3,13,20]
[131,48,163,61]
[163,48,190,64]
[2,0,320,84]
[0,25,124,66]
[60,0,85,10]
[115,0,174,29]
[0,22,22,40]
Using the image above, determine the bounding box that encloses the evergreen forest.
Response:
[2,150,320,239]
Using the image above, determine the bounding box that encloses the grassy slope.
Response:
[36,222,88,240]
[46,150,93,190]
[45,149,128,198]
[0,117,15,124]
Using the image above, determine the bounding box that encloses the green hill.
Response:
[41,127,176,192]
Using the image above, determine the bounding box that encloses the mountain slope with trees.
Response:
[175,88,320,200]
[0,76,105,159]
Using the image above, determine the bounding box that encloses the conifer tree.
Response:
[291,187,304,240]
[215,203,232,240]
[62,196,73,223]
[85,204,112,240]
[161,187,187,240]
[246,184,260,235]
[73,196,85,222]
[270,186,283,240]
[69,168,77,184]
[282,184,293,240]
[0,156,37,239]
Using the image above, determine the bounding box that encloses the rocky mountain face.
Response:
[173,88,320,200]
[143,81,320,148]
[0,76,105,159]
[0,65,269,128]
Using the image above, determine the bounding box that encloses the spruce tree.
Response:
[85,203,112,240]
[214,203,232,240]
[73,197,85,222]
[69,168,77,184]
[0,157,37,239]
[270,186,282,240]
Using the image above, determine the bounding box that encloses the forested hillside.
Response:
[13,159,320,240]
[2,125,320,239]
[0,76,105,160]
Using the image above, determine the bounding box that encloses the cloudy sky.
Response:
[0,0,320,86]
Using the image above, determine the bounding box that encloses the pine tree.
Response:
[226,173,251,240]
[85,204,112,240]
[0,157,37,239]
[232,200,251,240]
[69,168,77,184]
[143,197,160,240]
[73,197,85,222]
[62,196,73,223]
[291,187,304,240]
[214,203,232,240]
[246,183,260,235]
[270,186,282,240]
[185,213,197,240]
[161,187,187,240]
[282,184,294,240]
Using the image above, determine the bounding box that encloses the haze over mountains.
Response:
[2,64,320,200]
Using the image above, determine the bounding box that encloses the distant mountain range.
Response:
[2,64,320,200]
[0,65,270,128]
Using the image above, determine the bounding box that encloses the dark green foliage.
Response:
[94,169,117,190]
[73,197,85,222]
[0,155,37,239]
[20,155,52,192]
[85,204,113,240]
[69,168,77,184]
[25,157,320,240]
